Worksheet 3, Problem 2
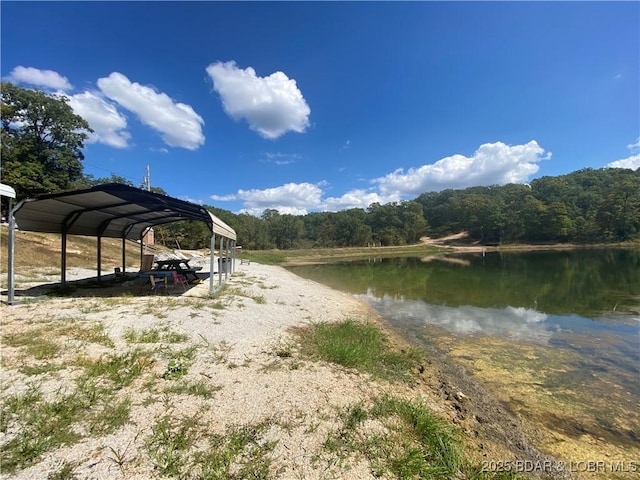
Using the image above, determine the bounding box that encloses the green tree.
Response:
[73,173,134,188]
[596,176,640,241]
[260,210,304,249]
[398,201,429,244]
[543,201,574,241]
[1,83,93,200]
[231,212,272,249]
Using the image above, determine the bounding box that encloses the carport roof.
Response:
[12,183,236,241]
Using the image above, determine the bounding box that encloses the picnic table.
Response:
[153,258,202,282]
[138,270,172,293]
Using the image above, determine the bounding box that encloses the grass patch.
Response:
[47,461,77,480]
[19,364,65,376]
[322,395,521,480]
[78,302,106,314]
[252,294,267,304]
[3,328,61,360]
[163,379,222,398]
[123,325,188,344]
[296,319,419,383]
[124,327,161,343]
[78,349,151,389]
[194,422,277,480]
[224,287,267,305]
[3,322,115,361]
[87,396,131,435]
[1,388,95,472]
[145,414,199,477]
[1,352,137,473]
[57,321,115,347]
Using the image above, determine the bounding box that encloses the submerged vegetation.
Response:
[295,320,524,479]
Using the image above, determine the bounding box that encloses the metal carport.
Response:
[5,183,237,304]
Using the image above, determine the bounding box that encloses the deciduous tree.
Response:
[1,83,93,200]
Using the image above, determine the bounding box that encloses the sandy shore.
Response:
[1,262,566,479]
[0,263,423,479]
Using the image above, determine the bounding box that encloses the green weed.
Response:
[145,414,198,477]
[3,328,61,359]
[162,359,188,380]
[79,349,151,389]
[297,319,419,382]
[46,461,77,480]
[163,380,222,398]
[57,321,115,347]
[124,327,161,343]
[194,422,277,480]
[322,396,461,479]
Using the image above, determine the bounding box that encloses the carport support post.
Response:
[97,235,102,282]
[218,235,224,287]
[122,236,126,274]
[224,239,230,281]
[232,240,236,273]
[61,226,67,287]
[209,232,215,296]
[7,199,15,304]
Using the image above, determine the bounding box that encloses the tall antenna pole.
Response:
[143,164,151,191]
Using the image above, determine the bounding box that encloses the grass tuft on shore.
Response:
[296,319,419,383]
[322,395,523,480]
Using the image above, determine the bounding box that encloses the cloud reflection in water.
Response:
[357,290,555,343]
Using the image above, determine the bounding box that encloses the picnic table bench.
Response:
[153,258,202,282]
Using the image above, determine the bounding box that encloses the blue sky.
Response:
[1,1,638,216]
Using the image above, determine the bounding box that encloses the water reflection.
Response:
[288,249,640,318]
[358,290,556,342]
[357,289,639,345]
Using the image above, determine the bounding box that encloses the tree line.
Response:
[165,167,639,250]
[2,83,639,247]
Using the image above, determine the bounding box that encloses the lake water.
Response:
[287,248,640,471]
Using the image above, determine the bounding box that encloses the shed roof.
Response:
[12,183,236,241]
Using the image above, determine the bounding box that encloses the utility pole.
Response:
[143,164,151,191]
[141,164,155,248]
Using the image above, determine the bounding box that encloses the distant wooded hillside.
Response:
[157,167,640,250]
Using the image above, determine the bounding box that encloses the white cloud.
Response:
[6,66,73,91]
[97,72,205,150]
[212,182,322,216]
[374,140,549,197]
[67,91,130,148]
[322,189,398,212]
[605,138,640,170]
[606,154,640,170]
[211,141,551,215]
[262,152,300,165]
[211,182,397,215]
[627,137,640,152]
[210,193,238,202]
[206,61,310,139]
